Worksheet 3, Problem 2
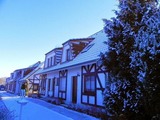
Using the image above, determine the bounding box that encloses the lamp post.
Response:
[17,98,28,120]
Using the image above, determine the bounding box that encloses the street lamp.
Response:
[17,98,28,120]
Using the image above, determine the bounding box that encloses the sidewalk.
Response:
[0,91,99,120]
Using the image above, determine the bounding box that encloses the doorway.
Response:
[72,76,77,103]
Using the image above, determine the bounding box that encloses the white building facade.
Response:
[37,30,108,107]
[6,61,43,96]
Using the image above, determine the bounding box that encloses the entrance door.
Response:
[52,78,55,97]
[72,76,77,103]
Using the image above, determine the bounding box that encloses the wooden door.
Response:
[52,78,55,97]
[72,76,77,103]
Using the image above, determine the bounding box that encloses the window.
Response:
[47,58,50,67]
[81,43,94,53]
[84,75,95,95]
[52,56,57,65]
[50,57,53,66]
[33,84,38,91]
[66,49,71,61]
[59,77,66,91]
[47,57,53,67]
[41,79,46,90]
[54,56,56,65]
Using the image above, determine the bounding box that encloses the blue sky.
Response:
[0,0,118,77]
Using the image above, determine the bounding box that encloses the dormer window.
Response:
[66,49,71,61]
[47,58,50,67]
[11,73,14,79]
[54,56,56,65]
[51,56,56,66]
[81,43,94,53]
[45,48,62,67]
[47,57,52,67]
[50,57,53,66]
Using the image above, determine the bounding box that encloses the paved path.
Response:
[0,91,99,120]
[0,91,72,120]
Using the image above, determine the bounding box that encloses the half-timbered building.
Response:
[6,61,43,96]
[37,30,108,107]
[5,75,16,93]
[18,61,43,96]
[6,69,23,94]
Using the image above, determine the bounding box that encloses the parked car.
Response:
[0,85,5,91]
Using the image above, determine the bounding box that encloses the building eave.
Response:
[36,59,98,75]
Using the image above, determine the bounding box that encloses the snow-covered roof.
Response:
[62,38,94,45]
[36,30,108,74]
[45,47,63,55]
[28,61,41,68]
[7,79,14,83]
[19,62,44,82]
[13,62,40,72]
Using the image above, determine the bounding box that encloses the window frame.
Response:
[83,74,96,95]
[81,43,94,53]
[59,77,66,92]
[66,49,71,61]
[50,57,53,66]
[47,58,50,67]
[33,84,39,91]
[54,55,56,65]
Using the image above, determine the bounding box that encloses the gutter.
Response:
[35,59,98,75]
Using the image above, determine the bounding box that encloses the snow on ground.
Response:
[0,91,99,120]
[0,91,72,120]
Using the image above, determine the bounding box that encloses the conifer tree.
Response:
[101,0,160,119]
[130,6,160,118]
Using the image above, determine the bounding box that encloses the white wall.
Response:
[66,67,81,103]
[47,71,59,97]
[96,72,107,106]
